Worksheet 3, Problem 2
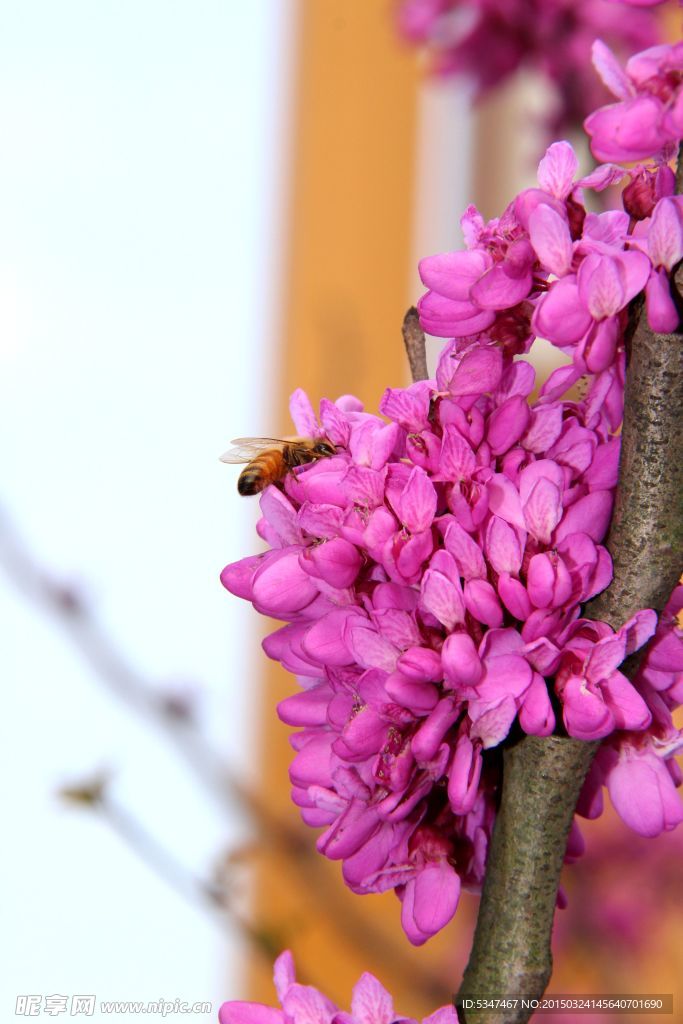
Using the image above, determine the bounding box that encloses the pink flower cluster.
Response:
[580,586,683,838]
[221,156,682,936]
[586,40,683,162]
[418,141,683,405]
[396,0,659,136]
[219,951,455,1024]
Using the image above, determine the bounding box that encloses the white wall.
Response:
[0,0,293,1015]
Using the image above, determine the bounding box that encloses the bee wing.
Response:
[219,437,287,464]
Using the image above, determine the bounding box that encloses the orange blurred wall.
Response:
[245,1,466,1016]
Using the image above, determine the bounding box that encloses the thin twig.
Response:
[59,776,281,962]
[402,307,429,382]
[0,505,450,1004]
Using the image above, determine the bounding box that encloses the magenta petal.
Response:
[397,645,443,682]
[385,672,439,712]
[281,985,337,1024]
[523,477,563,545]
[487,395,531,456]
[220,554,263,600]
[583,437,620,489]
[527,552,572,609]
[423,1010,458,1024]
[289,388,320,436]
[411,697,459,761]
[469,695,517,748]
[620,608,658,654]
[393,466,437,533]
[477,653,532,700]
[417,291,496,337]
[585,96,666,163]
[443,520,487,579]
[346,625,399,673]
[379,385,431,432]
[399,879,423,945]
[586,634,626,681]
[486,516,523,575]
[464,578,504,628]
[411,862,460,940]
[447,731,482,814]
[561,676,614,740]
[532,278,592,346]
[252,550,319,615]
[395,529,434,581]
[522,404,563,454]
[302,537,362,588]
[537,141,579,199]
[498,572,533,621]
[519,673,555,736]
[442,633,482,689]
[278,686,332,727]
[600,672,651,731]
[448,346,504,397]
[591,40,632,101]
[418,249,491,301]
[487,474,526,530]
[555,490,614,544]
[584,319,618,373]
[529,204,573,277]
[439,427,476,481]
[318,799,380,860]
[617,250,652,304]
[470,263,532,310]
[649,197,683,270]
[607,752,683,837]
[646,267,680,332]
[350,973,394,1024]
[302,609,364,666]
[420,568,466,630]
[273,951,296,1002]
[290,734,335,788]
[578,254,625,319]
[219,1004,284,1024]
[334,706,388,761]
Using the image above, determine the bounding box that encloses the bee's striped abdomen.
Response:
[237,451,286,494]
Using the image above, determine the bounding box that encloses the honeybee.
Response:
[220,436,337,495]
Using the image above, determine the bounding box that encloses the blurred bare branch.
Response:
[58,772,285,965]
[0,503,450,1004]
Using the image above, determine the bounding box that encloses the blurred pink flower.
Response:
[220,951,457,1024]
[585,40,683,162]
[396,0,660,136]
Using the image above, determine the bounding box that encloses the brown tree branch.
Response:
[403,264,682,1020]
[402,306,429,382]
[454,280,683,1023]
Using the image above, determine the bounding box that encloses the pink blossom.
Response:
[222,118,683,942]
[219,951,457,1024]
[396,0,660,138]
[220,360,670,939]
[585,40,683,162]
[417,139,682,430]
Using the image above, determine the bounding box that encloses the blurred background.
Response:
[1,1,681,1021]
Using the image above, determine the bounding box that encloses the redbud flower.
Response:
[396,0,660,138]
[219,951,456,1024]
[220,352,675,941]
[585,40,683,162]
